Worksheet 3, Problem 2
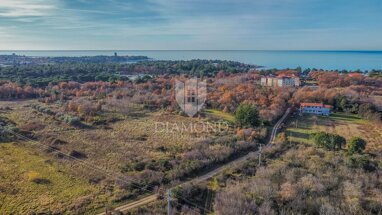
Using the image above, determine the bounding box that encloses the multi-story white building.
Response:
[260,75,300,87]
[300,103,332,116]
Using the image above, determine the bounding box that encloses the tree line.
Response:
[0,60,257,87]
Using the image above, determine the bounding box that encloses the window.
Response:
[186,89,196,103]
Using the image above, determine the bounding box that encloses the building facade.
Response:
[300,103,332,116]
[260,76,300,87]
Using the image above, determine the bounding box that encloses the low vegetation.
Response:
[213,143,382,215]
[0,143,105,214]
[0,99,262,213]
[0,62,381,214]
[204,113,382,215]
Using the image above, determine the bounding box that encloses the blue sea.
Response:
[1,50,382,71]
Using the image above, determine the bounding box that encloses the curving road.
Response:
[97,108,291,215]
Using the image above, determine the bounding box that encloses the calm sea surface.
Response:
[1,50,381,71]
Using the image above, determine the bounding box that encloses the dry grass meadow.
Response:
[0,100,240,213]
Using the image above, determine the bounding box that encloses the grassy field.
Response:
[204,109,236,123]
[0,100,239,213]
[1,100,219,172]
[285,112,382,153]
[0,143,106,214]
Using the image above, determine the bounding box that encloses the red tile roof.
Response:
[300,103,332,108]
[262,75,298,79]
[277,74,298,78]
[348,72,363,77]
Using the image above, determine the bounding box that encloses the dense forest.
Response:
[0,59,258,87]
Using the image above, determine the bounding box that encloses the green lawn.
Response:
[204,109,236,123]
[329,113,365,123]
[284,112,382,153]
[285,115,315,144]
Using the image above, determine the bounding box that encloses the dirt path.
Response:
[99,195,159,215]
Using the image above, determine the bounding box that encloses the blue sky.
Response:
[0,0,381,50]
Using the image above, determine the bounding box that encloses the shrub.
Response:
[279,182,297,201]
[348,137,366,155]
[344,154,376,171]
[146,162,159,171]
[32,104,55,115]
[171,184,207,208]
[332,134,346,150]
[90,116,107,125]
[120,163,132,173]
[67,117,81,126]
[69,150,87,159]
[51,138,67,145]
[27,171,40,182]
[0,116,18,142]
[157,158,173,171]
[57,114,81,126]
[26,171,50,184]
[133,161,146,171]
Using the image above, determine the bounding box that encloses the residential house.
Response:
[300,103,332,116]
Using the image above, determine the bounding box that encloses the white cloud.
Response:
[0,0,55,17]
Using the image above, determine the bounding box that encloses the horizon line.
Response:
[1,49,382,52]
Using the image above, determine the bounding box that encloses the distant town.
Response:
[0,53,149,65]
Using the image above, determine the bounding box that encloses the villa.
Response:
[300,103,332,116]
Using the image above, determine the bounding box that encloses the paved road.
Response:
[97,108,291,214]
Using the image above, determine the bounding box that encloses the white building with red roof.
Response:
[300,103,332,116]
